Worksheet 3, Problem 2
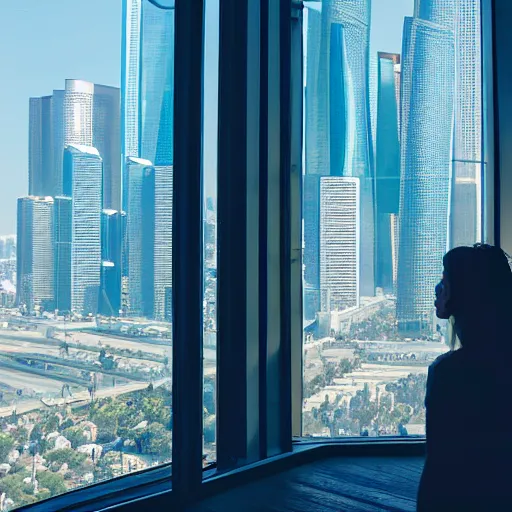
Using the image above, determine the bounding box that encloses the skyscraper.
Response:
[397,2,456,335]
[450,0,482,247]
[29,81,119,204]
[304,0,374,305]
[375,53,401,293]
[16,196,55,313]
[124,157,155,318]
[100,209,123,316]
[94,85,122,211]
[64,80,94,147]
[28,93,64,197]
[63,145,103,315]
[54,196,72,312]
[121,0,174,320]
[28,96,52,197]
[154,165,173,320]
[319,177,360,311]
[139,0,174,166]
[121,0,141,164]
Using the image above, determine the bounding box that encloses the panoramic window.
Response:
[302,0,484,438]
[0,0,173,508]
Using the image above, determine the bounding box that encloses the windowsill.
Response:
[19,437,425,512]
[18,463,172,512]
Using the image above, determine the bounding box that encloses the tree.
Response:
[142,397,170,426]
[42,413,60,433]
[90,398,142,437]
[350,384,377,431]
[385,373,427,413]
[62,426,88,448]
[0,474,37,507]
[0,433,14,463]
[45,448,88,472]
[36,471,67,497]
[142,423,172,457]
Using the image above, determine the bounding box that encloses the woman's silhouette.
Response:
[417,244,512,511]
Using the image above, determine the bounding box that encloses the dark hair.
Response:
[443,244,512,350]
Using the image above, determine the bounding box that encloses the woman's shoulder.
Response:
[428,349,469,380]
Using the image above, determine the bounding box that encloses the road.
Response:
[0,378,170,418]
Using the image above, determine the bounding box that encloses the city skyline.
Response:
[304,0,483,336]
[0,0,409,234]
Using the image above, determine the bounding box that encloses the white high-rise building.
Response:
[450,0,482,247]
[16,196,55,313]
[64,80,94,147]
[319,177,360,312]
[154,165,173,321]
[63,144,103,315]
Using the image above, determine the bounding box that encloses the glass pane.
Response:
[202,0,219,467]
[0,0,173,506]
[302,0,484,438]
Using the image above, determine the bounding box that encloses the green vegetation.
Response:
[45,449,88,472]
[0,433,14,463]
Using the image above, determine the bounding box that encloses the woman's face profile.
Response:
[435,272,451,319]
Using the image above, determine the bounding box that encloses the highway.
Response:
[0,378,170,418]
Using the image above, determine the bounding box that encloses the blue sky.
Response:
[0,0,411,234]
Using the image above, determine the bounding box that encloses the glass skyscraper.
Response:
[450,0,482,248]
[28,92,64,198]
[124,157,155,318]
[54,195,72,312]
[397,1,456,335]
[29,82,119,206]
[93,85,122,211]
[304,0,374,309]
[16,196,55,313]
[121,0,141,165]
[121,0,174,320]
[375,53,401,294]
[154,165,173,320]
[64,80,94,147]
[100,209,123,316]
[63,145,103,316]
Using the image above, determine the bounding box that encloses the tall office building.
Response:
[121,0,174,320]
[450,0,482,247]
[140,0,174,166]
[304,0,374,306]
[94,86,122,211]
[319,177,360,311]
[54,196,72,312]
[375,53,401,293]
[154,165,173,320]
[397,2,456,335]
[63,145,103,315]
[124,157,155,318]
[28,93,64,197]
[121,0,141,164]
[64,80,94,147]
[16,196,55,313]
[29,82,119,204]
[99,209,123,316]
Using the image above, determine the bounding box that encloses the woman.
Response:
[417,244,512,511]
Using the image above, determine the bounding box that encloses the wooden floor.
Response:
[187,456,424,512]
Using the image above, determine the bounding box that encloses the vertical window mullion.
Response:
[172,0,204,500]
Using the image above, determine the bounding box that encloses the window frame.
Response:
[20,0,502,510]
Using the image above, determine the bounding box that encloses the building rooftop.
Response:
[65,144,101,157]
